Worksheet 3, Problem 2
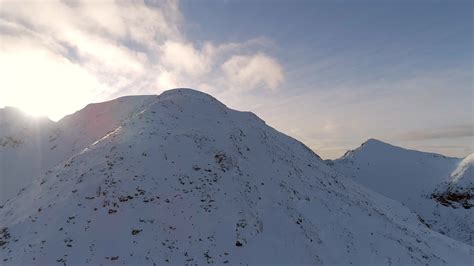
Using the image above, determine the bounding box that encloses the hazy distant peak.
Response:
[1,106,24,114]
[0,106,24,123]
[0,106,53,129]
[340,138,398,160]
[0,106,33,121]
[344,138,455,161]
[358,138,397,150]
[361,138,388,146]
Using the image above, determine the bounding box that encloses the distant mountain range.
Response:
[0,89,472,264]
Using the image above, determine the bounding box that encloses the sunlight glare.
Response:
[0,40,109,121]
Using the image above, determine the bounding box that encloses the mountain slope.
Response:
[0,96,155,204]
[1,89,472,265]
[432,153,473,209]
[333,139,473,245]
[449,153,473,188]
[0,107,54,204]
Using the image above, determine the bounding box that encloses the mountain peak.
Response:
[1,105,24,113]
[0,106,53,130]
[160,88,210,97]
[157,88,226,108]
[361,138,390,147]
[339,138,398,160]
[0,106,47,121]
[0,106,25,123]
[352,138,453,160]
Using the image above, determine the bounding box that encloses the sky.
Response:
[0,0,472,159]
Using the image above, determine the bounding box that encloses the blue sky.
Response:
[181,0,473,158]
[0,0,472,158]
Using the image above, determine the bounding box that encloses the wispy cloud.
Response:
[222,53,284,91]
[0,0,284,119]
[396,124,474,141]
[0,0,470,160]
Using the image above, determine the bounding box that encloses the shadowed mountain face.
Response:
[1,89,473,264]
[432,154,474,210]
[333,139,474,245]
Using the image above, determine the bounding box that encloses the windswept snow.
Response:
[449,153,474,185]
[333,139,474,245]
[432,153,473,211]
[1,89,472,265]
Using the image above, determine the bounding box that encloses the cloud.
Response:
[396,124,474,141]
[222,53,284,91]
[0,34,108,119]
[0,0,284,119]
[160,41,212,77]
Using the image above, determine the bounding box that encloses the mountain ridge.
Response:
[333,139,473,245]
[1,88,472,264]
[341,138,459,161]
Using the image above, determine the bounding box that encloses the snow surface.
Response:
[1,89,473,265]
[0,96,155,204]
[0,107,54,204]
[333,139,474,245]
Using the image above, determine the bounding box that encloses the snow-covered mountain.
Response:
[1,89,472,265]
[0,107,54,204]
[333,139,473,245]
[0,96,155,204]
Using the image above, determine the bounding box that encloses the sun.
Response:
[14,102,51,120]
[0,44,108,122]
[2,92,83,122]
[10,94,87,121]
